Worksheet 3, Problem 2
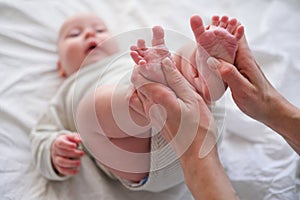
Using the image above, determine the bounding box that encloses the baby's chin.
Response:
[82,53,104,67]
[82,48,118,67]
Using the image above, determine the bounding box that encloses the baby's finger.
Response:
[54,156,81,169]
[56,166,79,176]
[53,156,81,176]
[67,134,82,143]
[54,147,84,158]
[54,137,77,150]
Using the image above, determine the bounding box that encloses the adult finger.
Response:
[207,57,253,95]
[133,73,177,113]
[128,90,146,116]
[161,57,199,104]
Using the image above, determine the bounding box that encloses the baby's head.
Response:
[57,13,118,77]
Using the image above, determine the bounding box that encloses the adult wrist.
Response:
[180,147,238,200]
[179,142,220,180]
[265,92,300,141]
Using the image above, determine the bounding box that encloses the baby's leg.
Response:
[76,85,151,182]
[130,26,174,85]
[190,15,244,102]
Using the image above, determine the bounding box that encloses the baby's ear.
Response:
[57,61,66,77]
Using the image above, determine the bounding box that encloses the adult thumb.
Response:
[207,57,249,94]
[161,57,198,104]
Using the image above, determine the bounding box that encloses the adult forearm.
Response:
[265,94,300,154]
[180,146,239,200]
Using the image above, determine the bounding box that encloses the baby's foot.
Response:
[130,26,173,85]
[191,15,244,102]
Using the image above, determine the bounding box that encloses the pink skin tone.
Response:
[215,32,300,154]
[56,13,243,180]
[129,15,244,198]
[191,15,244,102]
[85,85,151,182]
[55,14,150,180]
[130,15,244,103]
[130,26,172,85]
[56,13,150,181]
[51,134,84,176]
[56,13,118,77]
[130,57,239,200]
[53,13,118,176]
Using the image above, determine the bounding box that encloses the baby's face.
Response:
[57,13,118,77]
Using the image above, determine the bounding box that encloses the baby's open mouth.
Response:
[86,41,98,54]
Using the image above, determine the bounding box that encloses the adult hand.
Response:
[130,57,238,200]
[208,36,279,124]
[209,35,300,154]
[131,57,217,156]
[51,133,84,176]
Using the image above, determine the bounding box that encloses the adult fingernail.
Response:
[162,57,175,72]
[207,57,220,69]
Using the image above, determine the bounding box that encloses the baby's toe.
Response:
[226,18,238,34]
[219,16,229,28]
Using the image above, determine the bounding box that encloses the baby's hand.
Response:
[51,133,85,176]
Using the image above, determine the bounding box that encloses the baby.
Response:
[31,13,243,192]
[31,13,174,191]
[56,13,118,77]
[76,14,244,190]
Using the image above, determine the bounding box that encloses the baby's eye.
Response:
[67,29,81,38]
[96,28,106,33]
[68,33,79,37]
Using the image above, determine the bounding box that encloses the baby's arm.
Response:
[30,104,84,180]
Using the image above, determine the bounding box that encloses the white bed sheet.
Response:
[0,0,299,199]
